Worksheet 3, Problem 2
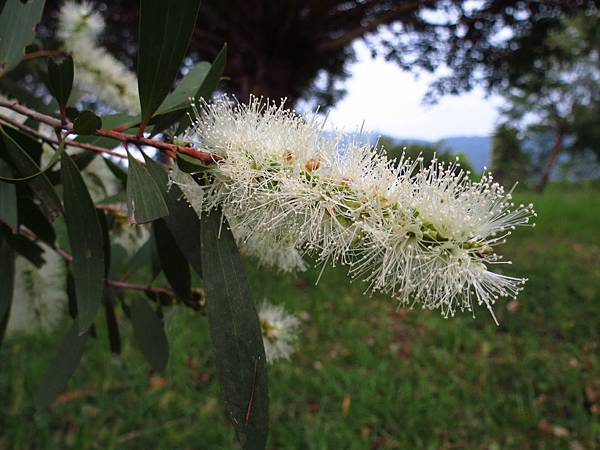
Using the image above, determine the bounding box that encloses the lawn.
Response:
[1,187,599,449]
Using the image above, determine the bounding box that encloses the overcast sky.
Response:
[325,43,505,141]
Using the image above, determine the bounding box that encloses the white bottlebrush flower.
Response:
[0,94,26,124]
[171,167,307,272]
[258,302,300,363]
[6,244,67,337]
[58,0,140,114]
[175,96,535,322]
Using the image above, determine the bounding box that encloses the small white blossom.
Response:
[258,302,300,363]
[0,95,26,124]
[58,1,140,114]
[6,245,67,336]
[175,96,535,322]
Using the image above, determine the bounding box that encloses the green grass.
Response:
[1,187,599,449]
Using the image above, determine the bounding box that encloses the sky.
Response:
[325,43,505,141]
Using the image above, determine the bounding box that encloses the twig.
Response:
[24,50,69,60]
[108,280,176,297]
[0,99,221,163]
[0,113,128,160]
[19,225,178,299]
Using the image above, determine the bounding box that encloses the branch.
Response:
[24,50,69,60]
[107,280,176,297]
[317,0,433,53]
[0,99,221,163]
[18,225,178,299]
[0,113,128,160]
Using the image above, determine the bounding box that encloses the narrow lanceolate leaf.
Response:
[60,151,105,333]
[126,151,169,224]
[0,160,17,229]
[155,44,227,118]
[3,124,43,163]
[34,323,89,408]
[0,126,62,218]
[130,295,169,373]
[3,231,45,267]
[177,44,227,132]
[72,110,102,136]
[0,141,62,183]
[17,197,56,245]
[201,209,269,449]
[0,235,15,345]
[103,157,127,187]
[0,0,45,78]
[45,56,74,108]
[143,153,202,276]
[137,0,202,127]
[153,218,191,299]
[103,290,121,354]
[155,61,211,115]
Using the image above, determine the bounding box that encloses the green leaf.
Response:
[103,157,127,187]
[17,196,56,245]
[123,236,153,281]
[200,209,269,449]
[126,151,169,224]
[97,209,111,276]
[60,151,105,333]
[154,44,227,118]
[137,0,202,127]
[45,56,74,108]
[0,234,15,346]
[142,153,203,276]
[73,110,102,136]
[2,229,45,267]
[3,124,43,164]
[130,295,169,373]
[0,159,17,229]
[176,151,209,174]
[103,290,121,354]
[47,150,97,185]
[34,323,89,408]
[153,218,191,298]
[0,0,45,78]
[156,61,210,115]
[0,140,62,183]
[177,44,227,132]
[0,126,62,218]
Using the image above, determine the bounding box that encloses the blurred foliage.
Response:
[499,11,600,190]
[39,0,600,107]
[491,124,531,189]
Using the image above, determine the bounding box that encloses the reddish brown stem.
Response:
[19,225,177,299]
[107,280,175,297]
[24,50,69,60]
[0,99,221,163]
[0,113,128,160]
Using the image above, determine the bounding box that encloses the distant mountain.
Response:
[437,136,491,171]
[326,131,492,172]
[388,135,491,171]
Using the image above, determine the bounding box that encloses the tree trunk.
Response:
[537,130,564,193]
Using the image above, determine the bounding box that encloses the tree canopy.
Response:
[40,0,599,107]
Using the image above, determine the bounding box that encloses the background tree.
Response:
[490,124,530,189]
[498,12,600,191]
[37,0,599,108]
